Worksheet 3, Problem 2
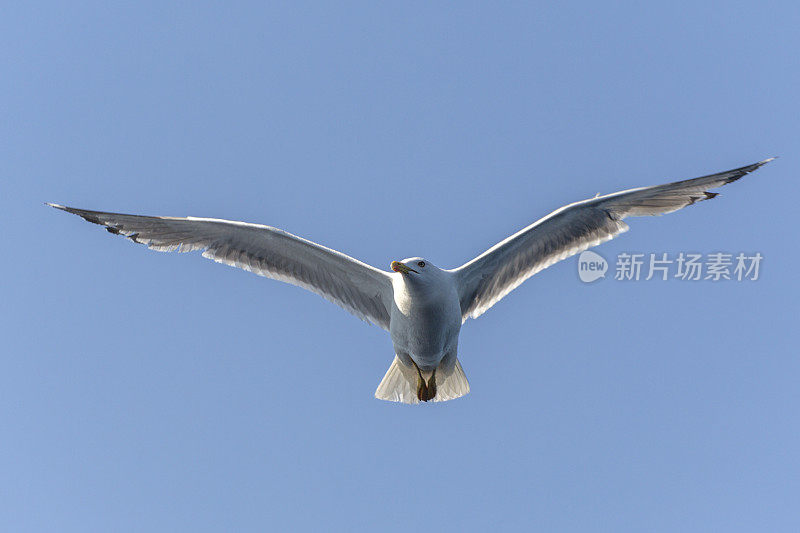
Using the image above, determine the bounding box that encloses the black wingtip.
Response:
[743,157,776,173]
[722,157,776,185]
[47,203,105,226]
[747,157,777,173]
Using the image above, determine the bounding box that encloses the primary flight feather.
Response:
[49,158,772,404]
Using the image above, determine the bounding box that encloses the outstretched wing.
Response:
[49,204,393,330]
[454,158,773,321]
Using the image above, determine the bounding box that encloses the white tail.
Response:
[375,356,470,404]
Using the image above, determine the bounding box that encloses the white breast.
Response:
[389,271,462,370]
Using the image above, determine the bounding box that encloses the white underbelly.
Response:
[390,301,461,370]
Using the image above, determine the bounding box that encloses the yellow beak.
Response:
[390,261,417,274]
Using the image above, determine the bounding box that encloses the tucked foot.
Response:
[426,370,437,400]
[414,362,436,402]
[416,374,428,401]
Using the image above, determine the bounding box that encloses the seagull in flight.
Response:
[49,158,772,404]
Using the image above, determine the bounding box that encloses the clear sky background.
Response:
[3,2,799,531]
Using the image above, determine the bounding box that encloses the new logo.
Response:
[577,250,607,283]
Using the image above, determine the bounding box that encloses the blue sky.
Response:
[3,2,799,531]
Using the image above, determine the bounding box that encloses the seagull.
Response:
[49,158,773,404]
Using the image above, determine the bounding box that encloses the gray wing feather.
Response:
[48,204,393,330]
[454,158,773,321]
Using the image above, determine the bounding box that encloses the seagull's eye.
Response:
[417,261,425,268]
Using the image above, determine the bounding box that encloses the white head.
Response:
[389,257,444,285]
